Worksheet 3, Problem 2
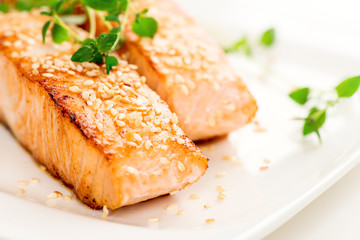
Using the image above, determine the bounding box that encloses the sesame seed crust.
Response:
[0,11,208,209]
[123,0,258,140]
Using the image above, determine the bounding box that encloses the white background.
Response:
[176,0,360,239]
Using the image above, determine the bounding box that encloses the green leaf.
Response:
[51,23,70,44]
[335,76,360,98]
[83,0,117,11]
[96,33,118,54]
[92,52,104,64]
[132,16,158,38]
[139,8,148,15]
[41,11,53,16]
[115,0,128,13]
[15,0,52,11]
[289,88,310,105]
[303,108,326,142]
[110,27,121,34]
[223,37,252,56]
[260,28,275,47]
[105,15,119,22]
[0,3,10,13]
[54,0,65,12]
[71,45,97,62]
[42,21,51,43]
[82,38,96,46]
[105,55,118,73]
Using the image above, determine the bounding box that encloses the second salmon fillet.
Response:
[0,12,208,209]
[122,0,258,140]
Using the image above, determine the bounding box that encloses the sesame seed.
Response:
[222,155,232,161]
[82,91,90,100]
[97,123,104,132]
[116,120,126,127]
[39,165,46,172]
[42,73,54,78]
[260,166,269,171]
[10,52,19,58]
[163,204,178,212]
[169,190,178,195]
[216,185,225,192]
[118,113,125,120]
[218,192,226,200]
[86,100,94,106]
[110,109,117,116]
[84,80,94,86]
[133,133,142,142]
[176,137,185,145]
[205,218,215,224]
[215,171,227,178]
[46,192,58,199]
[127,141,137,147]
[62,195,73,201]
[32,63,40,69]
[29,178,40,183]
[189,194,200,199]
[69,86,81,93]
[13,40,22,47]
[204,203,214,209]
[170,113,178,124]
[160,157,169,164]
[90,93,96,102]
[17,180,28,186]
[145,140,152,149]
[67,70,76,75]
[102,206,109,220]
[177,161,185,172]
[154,106,161,115]
[54,59,64,67]
[148,217,160,223]
[180,85,189,95]
[54,191,63,197]
[177,209,185,216]
[42,64,50,69]
[232,160,243,165]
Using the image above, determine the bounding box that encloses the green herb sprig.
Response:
[37,0,158,73]
[290,76,360,142]
[224,28,276,55]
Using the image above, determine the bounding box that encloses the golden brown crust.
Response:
[0,11,208,209]
[122,0,258,140]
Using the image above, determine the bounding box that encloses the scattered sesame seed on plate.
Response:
[216,185,225,192]
[148,217,160,223]
[17,180,28,186]
[46,192,58,199]
[204,202,214,209]
[29,178,40,183]
[163,204,178,212]
[177,209,185,216]
[260,166,269,171]
[218,192,226,200]
[189,194,200,199]
[215,171,227,178]
[102,206,109,220]
[205,218,215,224]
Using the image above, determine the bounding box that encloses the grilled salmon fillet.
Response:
[118,0,258,140]
[0,11,208,209]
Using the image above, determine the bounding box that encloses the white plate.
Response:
[1,1,360,239]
